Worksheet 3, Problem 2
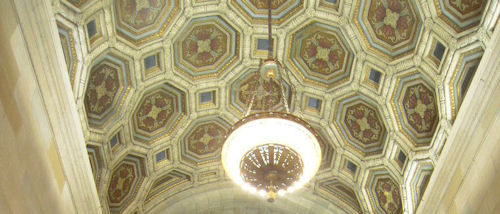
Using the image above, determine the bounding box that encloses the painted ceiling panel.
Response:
[52,0,496,212]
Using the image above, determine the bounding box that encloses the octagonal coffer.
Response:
[355,0,422,59]
[333,95,387,157]
[179,117,230,167]
[113,0,179,45]
[84,52,131,128]
[288,22,354,88]
[230,0,304,25]
[434,0,486,32]
[132,83,187,144]
[392,73,438,147]
[174,15,240,80]
[107,154,146,213]
[366,170,403,214]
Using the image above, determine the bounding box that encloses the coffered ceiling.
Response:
[52,0,498,213]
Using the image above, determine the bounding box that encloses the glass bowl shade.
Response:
[221,112,321,194]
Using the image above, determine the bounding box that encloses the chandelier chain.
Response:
[267,0,273,59]
[221,0,320,204]
[278,65,290,113]
[245,92,257,116]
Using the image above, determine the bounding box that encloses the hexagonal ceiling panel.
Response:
[84,52,131,128]
[132,83,186,144]
[174,16,240,80]
[355,0,422,59]
[435,0,486,32]
[229,68,291,113]
[107,154,146,213]
[230,0,304,24]
[366,170,402,214]
[114,0,179,45]
[334,95,387,157]
[179,117,230,167]
[288,22,353,88]
[392,72,438,147]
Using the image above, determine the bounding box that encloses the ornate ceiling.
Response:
[52,0,498,213]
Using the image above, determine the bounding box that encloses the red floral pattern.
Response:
[136,91,174,132]
[182,24,227,68]
[85,64,119,115]
[368,0,416,45]
[108,163,135,204]
[344,103,385,145]
[449,0,484,15]
[238,73,282,111]
[120,0,165,29]
[300,32,345,74]
[402,84,438,134]
[188,123,226,155]
[375,178,402,214]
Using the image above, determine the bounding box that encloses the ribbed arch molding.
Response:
[147,182,347,214]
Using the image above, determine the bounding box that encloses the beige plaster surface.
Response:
[417,17,500,214]
[0,0,75,213]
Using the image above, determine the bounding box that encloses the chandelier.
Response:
[221,0,321,202]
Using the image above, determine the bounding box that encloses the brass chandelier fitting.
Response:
[221,0,322,203]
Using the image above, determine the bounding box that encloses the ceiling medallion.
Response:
[221,0,321,203]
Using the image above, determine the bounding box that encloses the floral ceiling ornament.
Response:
[136,92,173,132]
[345,103,384,144]
[182,25,226,67]
[301,32,344,74]
[370,0,414,44]
[239,73,282,111]
[450,0,483,13]
[121,0,165,28]
[402,84,438,133]
[188,123,226,155]
[375,178,402,214]
[85,65,119,115]
[108,163,135,203]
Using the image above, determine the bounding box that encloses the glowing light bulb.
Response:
[249,187,257,194]
[221,113,321,199]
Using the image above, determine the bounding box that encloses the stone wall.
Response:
[0,0,100,213]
